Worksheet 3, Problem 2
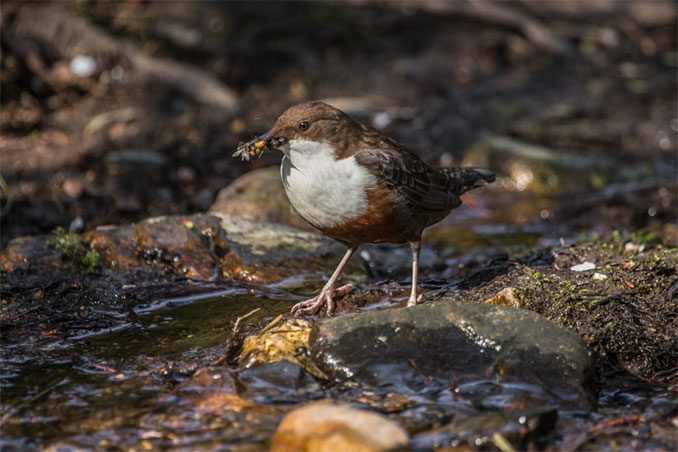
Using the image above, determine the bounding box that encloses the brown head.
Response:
[240,102,367,160]
[270,101,354,142]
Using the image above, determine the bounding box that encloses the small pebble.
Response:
[571,262,596,272]
[592,272,607,280]
[69,55,97,77]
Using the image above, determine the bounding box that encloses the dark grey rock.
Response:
[310,300,595,411]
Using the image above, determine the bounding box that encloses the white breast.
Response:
[279,139,377,228]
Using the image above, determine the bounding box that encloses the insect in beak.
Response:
[232,132,287,161]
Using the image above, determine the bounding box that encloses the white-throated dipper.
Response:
[234,101,494,316]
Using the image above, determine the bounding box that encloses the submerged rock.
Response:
[413,406,558,450]
[270,403,409,452]
[310,300,595,411]
[238,360,322,404]
[180,365,256,414]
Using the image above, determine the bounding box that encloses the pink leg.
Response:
[291,245,359,316]
[407,240,424,307]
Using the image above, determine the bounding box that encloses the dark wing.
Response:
[355,149,462,214]
[439,167,496,195]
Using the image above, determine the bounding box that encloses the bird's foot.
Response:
[407,293,425,307]
[291,283,355,317]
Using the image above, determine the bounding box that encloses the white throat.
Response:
[279,139,376,228]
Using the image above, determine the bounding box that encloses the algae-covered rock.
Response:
[239,318,326,378]
[270,403,409,452]
[310,300,595,411]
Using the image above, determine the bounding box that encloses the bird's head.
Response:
[234,102,357,161]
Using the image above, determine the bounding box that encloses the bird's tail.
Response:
[439,167,495,196]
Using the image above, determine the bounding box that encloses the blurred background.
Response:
[1,0,676,248]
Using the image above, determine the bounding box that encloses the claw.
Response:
[292,283,355,316]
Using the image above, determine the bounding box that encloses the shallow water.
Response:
[1,187,675,450]
[0,291,293,450]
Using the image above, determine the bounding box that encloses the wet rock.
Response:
[270,403,409,452]
[215,213,363,284]
[3,213,364,284]
[192,391,256,415]
[132,214,225,280]
[310,300,595,411]
[183,365,237,392]
[0,235,62,272]
[180,365,255,414]
[209,166,315,232]
[85,224,137,270]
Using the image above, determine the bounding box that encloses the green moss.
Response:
[635,283,653,293]
[588,296,604,309]
[559,280,576,292]
[45,227,100,273]
[513,288,530,307]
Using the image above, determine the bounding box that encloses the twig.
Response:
[6,304,41,321]
[212,307,261,365]
[588,415,641,432]
[232,307,261,336]
[258,314,283,335]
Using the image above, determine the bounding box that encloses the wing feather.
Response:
[355,149,462,214]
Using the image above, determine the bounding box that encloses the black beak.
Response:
[233,131,287,161]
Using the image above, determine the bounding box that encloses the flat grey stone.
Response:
[311,300,595,411]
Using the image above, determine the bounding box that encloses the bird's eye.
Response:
[298,121,309,131]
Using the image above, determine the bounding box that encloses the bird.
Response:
[235,101,494,316]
